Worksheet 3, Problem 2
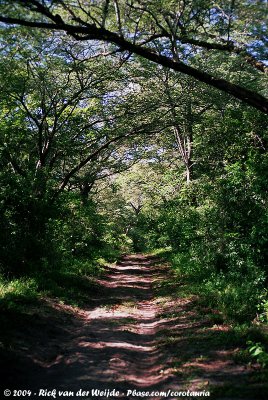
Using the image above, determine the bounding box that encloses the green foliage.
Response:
[0,276,38,311]
[0,11,267,339]
[52,195,105,258]
[247,341,268,368]
[257,291,268,324]
[137,105,268,324]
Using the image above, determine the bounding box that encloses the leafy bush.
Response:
[0,276,39,311]
[247,341,268,368]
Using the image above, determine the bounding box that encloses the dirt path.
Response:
[1,255,267,399]
[32,255,178,395]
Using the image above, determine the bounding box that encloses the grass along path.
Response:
[0,254,267,399]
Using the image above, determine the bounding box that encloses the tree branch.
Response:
[0,15,267,113]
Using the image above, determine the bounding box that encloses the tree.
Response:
[0,1,267,113]
[0,29,141,268]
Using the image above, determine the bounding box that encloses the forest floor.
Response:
[0,254,267,399]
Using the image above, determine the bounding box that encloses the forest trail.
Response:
[1,255,265,399]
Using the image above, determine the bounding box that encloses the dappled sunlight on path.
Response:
[34,255,179,395]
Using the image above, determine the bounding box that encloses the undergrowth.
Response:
[0,253,119,313]
[155,248,268,371]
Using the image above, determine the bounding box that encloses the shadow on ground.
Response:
[0,254,267,399]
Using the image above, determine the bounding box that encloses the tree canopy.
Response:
[0,0,267,112]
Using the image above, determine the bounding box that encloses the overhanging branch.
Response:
[0,15,267,114]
